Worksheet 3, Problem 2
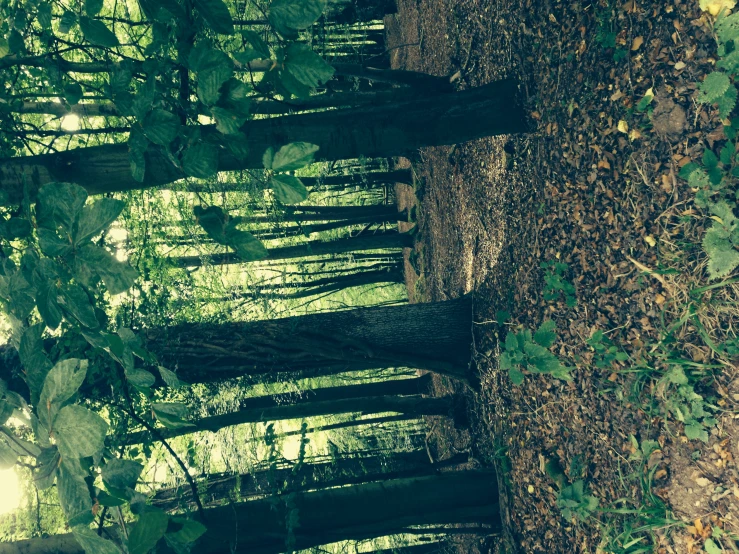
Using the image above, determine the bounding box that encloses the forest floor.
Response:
[388,0,739,553]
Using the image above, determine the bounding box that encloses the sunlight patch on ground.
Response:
[0,469,21,515]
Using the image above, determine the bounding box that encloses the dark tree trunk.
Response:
[1,471,499,554]
[151,450,468,512]
[0,80,525,204]
[145,297,473,381]
[124,375,450,444]
[172,232,412,268]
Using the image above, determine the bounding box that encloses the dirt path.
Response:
[388,0,739,552]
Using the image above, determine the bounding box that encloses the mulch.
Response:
[386,0,739,552]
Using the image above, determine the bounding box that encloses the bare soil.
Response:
[387,0,739,552]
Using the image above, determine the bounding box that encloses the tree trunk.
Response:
[0,80,525,204]
[151,450,468,511]
[0,471,499,554]
[172,232,412,269]
[145,297,473,381]
[124,375,450,444]
[371,543,452,554]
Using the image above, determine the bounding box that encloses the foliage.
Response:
[500,320,572,384]
[541,260,577,307]
[587,330,629,368]
[660,367,717,442]
[557,480,599,522]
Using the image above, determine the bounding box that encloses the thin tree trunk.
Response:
[172,232,412,268]
[151,450,468,511]
[0,471,499,554]
[124,376,450,445]
[145,297,473,381]
[0,80,525,204]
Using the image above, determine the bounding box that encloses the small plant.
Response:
[587,329,629,368]
[500,320,572,384]
[541,260,577,307]
[662,366,717,442]
[557,480,599,522]
[627,434,660,462]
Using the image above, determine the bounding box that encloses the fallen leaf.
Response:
[618,120,629,133]
[699,0,736,16]
[674,60,686,70]
[645,235,656,247]
[631,36,644,50]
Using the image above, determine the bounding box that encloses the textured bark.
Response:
[0,471,499,554]
[126,382,450,445]
[151,450,468,511]
[0,80,525,204]
[172,232,412,268]
[145,297,473,381]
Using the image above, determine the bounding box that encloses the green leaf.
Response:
[19,325,52,403]
[38,229,72,257]
[270,174,308,204]
[284,43,334,89]
[678,162,700,180]
[271,142,319,171]
[57,462,93,526]
[152,402,194,429]
[703,148,719,170]
[165,518,207,551]
[704,539,723,554]
[269,0,326,36]
[0,38,9,58]
[533,320,557,348]
[79,16,120,47]
[194,205,268,261]
[197,59,234,106]
[237,30,270,61]
[182,142,219,178]
[85,0,104,15]
[509,367,525,385]
[39,359,87,426]
[211,106,246,135]
[36,182,87,232]
[37,3,52,28]
[76,244,138,295]
[59,284,99,329]
[130,149,146,183]
[684,422,709,442]
[718,85,738,118]
[6,217,31,239]
[75,198,125,245]
[158,366,183,388]
[58,10,77,33]
[698,72,731,104]
[53,405,107,459]
[706,244,739,279]
[126,367,156,388]
[262,147,274,169]
[666,366,689,385]
[102,458,143,490]
[73,525,121,554]
[193,0,234,35]
[142,109,180,146]
[0,439,17,469]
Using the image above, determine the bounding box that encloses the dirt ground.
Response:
[387,0,739,552]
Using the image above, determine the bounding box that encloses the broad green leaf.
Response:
[129,148,146,182]
[85,0,104,16]
[684,422,708,442]
[19,325,52,403]
[2,271,35,319]
[284,43,334,88]
[0,39,9,58]
[39,359,88,426]
[533,320,557,348]
[271,142,319,171]
[194,205,268,261]
[102,458,143,490]
[193,0,234,35]
[79,16,120,47]
[697,72,731,104]
[269,0,326,36]
[126,367,156,388]
[211,106,246,135]
[38,229,72,257]
[234,30,270,63]
[218,78,252,115]
[63,83,83,105]
[142,109,180,146]
[110,62,133,96]
[128,509,170,554]
[666,366,688,385]
[718,85,738,118]
[0,439,17,469]
[262,146,274,169]
[182,142,219,178]
[158,366,183,388]
[59,284,99,329]
[37,3,52,28]
[270,174,308,204]
[165,518,207,551]
[36,182,87,232]
[75,198,125,245]
[6,217,31,239]
[152,402,194,429]
[57,462,94,526]
[73,525,121,554]
[58,10,77,33]
[75,244,138,295]
[53,405,107,459]
[509,367,525,385]
[197,64,233,106]
[704,539,723,554]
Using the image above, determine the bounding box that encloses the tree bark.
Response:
[172,232,412,268]
[0,471,499,554]
[151,450,468,511]
[0,80,525,204]
[124,376,450,445]
[145,297,473,381]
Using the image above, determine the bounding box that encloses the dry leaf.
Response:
[631,36,644,50]
[699,0,736,15]
[618,120,629,133]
